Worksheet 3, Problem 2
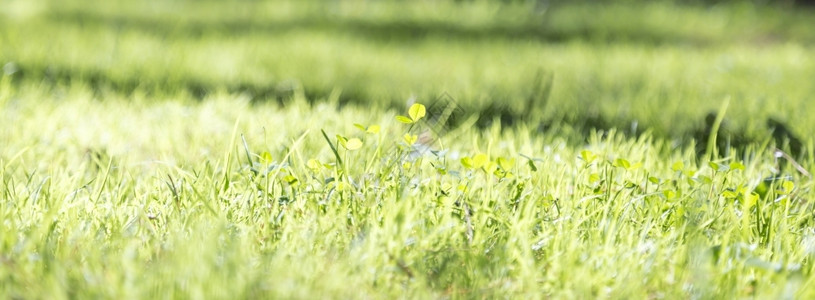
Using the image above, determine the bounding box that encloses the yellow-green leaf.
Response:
[366,125,380,134]
[777,180,795,195]
[435,166,447,175]
[497,157,515,170]
[730,161,745,171]
[395,116,414,124]
[589,173,601,183]
[403,134,417,145]
[461,157,473,169]
[344,138,363,150]
[484,161,498,173]
[614,158,630,169]
[408,103,426,122]
[580,150,597,164]
[783,180,795,191]
[283,175,298,185]
[472,153,488,169]
[722,190,738,198]
[336,135,348,147]
[307,159,322,170]
[336,181,348,192]
[260,151,273,164]
[744,192,759,209]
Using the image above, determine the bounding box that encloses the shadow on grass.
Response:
[46,10,713,45]
[6,62,806,159]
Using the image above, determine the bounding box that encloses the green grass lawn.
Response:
[2,0,815,298]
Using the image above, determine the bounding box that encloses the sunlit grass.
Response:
[2,86,815,298]
[2,0,815,298]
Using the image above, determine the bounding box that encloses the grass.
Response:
[2,0,815,298]
[3,84,815,298]
[3,0,815,141]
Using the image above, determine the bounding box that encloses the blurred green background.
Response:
[2,0,814,152]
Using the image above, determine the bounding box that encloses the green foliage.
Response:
[396,103,426,124]
[2,0,815,298]
[0,94,813,298]
[2,0,815,143]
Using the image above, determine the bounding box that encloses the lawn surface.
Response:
[2,0,815,298]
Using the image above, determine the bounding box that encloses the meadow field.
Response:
[2,0,815,298]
